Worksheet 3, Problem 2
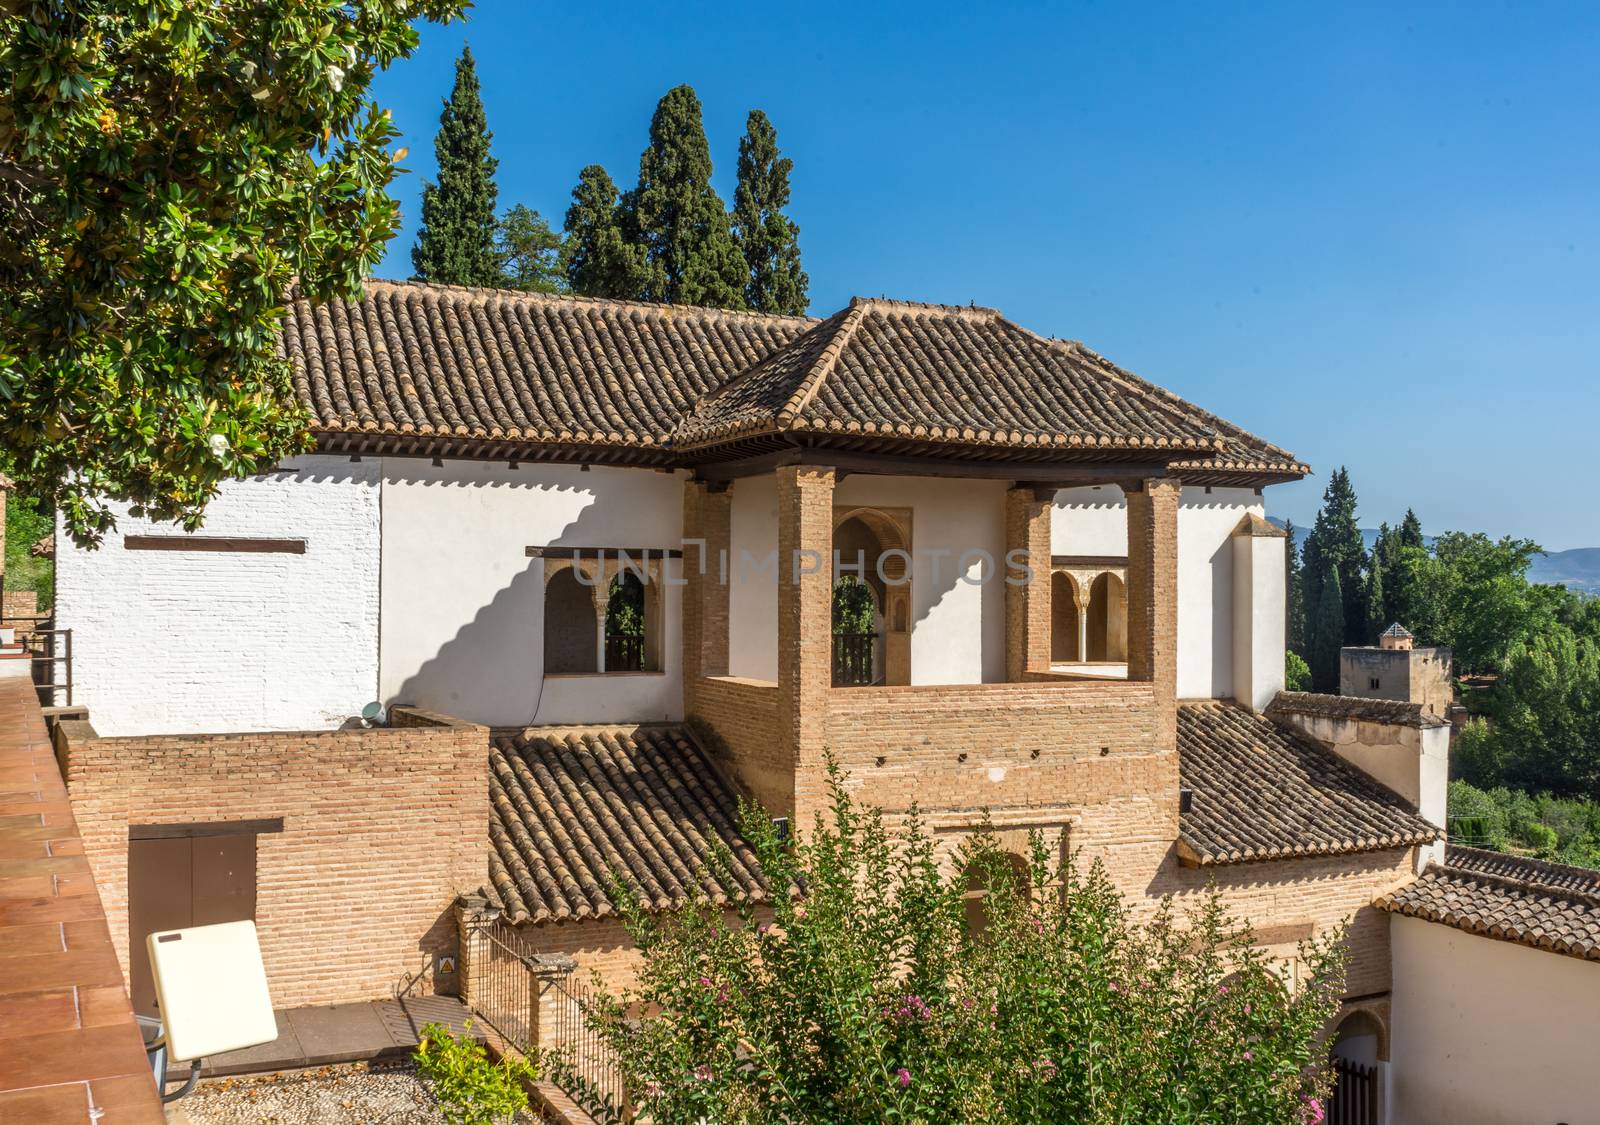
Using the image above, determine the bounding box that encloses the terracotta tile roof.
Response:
[1267,692,1449,730]
[674,298,1229,456]
[281,281,1307,481]
[1377,846,1600,961]
[485,724,770,925]
[281,279,809,450]
[1177,701,1438,865]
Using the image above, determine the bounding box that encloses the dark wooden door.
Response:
[128,828,258,1016]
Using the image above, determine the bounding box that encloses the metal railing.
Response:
[11,626,72,708]
[462,917,627,1119]
[1328,1056,1377,1125]
[463,919,538,1049]
[605,633,645,673]
[545,973,627,1114]
[832,631,877,687]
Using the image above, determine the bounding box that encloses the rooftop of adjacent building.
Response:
[0,677,162,1122]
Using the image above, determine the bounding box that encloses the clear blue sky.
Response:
[369,1,1600,550]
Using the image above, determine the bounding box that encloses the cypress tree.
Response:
[629,85,748,308]
[1399,508,1425,549]
[412,45,503,288]
[731,110,808,315]
[1306,467,1367,647]
[562,165,651,299]
[1311,566,1345,693]
[1365,551,1387,642]
[1285,519,1307,658]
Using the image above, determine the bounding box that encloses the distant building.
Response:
[1341,624,1453,719]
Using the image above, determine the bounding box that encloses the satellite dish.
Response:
[361,701,387,726]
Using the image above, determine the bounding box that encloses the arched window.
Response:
[606,571,648,672]
[1051,571,1080,662]
[832,575,878,686]
[1087,571,1127,662]
[544,565,598,674]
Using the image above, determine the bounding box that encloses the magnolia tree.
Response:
[0,0,466,544]
[553,769,1345,1124]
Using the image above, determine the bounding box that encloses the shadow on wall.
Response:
[387,465,637,727]
[1210,535,1232,697]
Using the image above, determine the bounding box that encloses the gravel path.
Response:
[167,1060,542,1124]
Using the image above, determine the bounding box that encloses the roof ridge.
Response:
[1432,859,1600,913]
[1446,845,1600,896]
[778,302,869,423]
[847,295,1002,320]
[361,276,820,324]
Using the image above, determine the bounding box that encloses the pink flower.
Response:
[895,1067,912,1088]
[694,1064,714,1082]
[1217,984,1229,995]
[1242,1050,1253,1061]
[1301,1096,1325,1124]
[698,976,713,989]
[1109,981,1121,993]
[961,997,975,1010]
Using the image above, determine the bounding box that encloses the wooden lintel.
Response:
[694,450,1172,485]
[124,535,306,554]
[525,546,684,560]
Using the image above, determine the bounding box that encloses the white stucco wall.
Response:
[1231,527,1287,710]
[728,475,779,682]
[54,455,380,735]
[1053,485,1266,700]
[1390,915,1600,1125]
[726,474,1007,685]
[378,460,685,727]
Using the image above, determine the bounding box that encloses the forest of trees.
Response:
[1290,470,1600,867]
[410,47,807,314]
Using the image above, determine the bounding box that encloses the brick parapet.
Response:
[56,716,489,1010]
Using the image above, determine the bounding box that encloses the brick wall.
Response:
[692,676,787,815]
[55,706,488,1009]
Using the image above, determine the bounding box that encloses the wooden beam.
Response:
[130,818,284,840]
[693,448,1172,485]
[525,546,683,560]
[123,535,305,554]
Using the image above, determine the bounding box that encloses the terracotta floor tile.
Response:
[52,873,98,898]
[0,1082,95,1124]
[0,853,89,880]
[47,837,85,857]
[0,1022,151,1089]
[0,948,127,995]
[87,1073,164,1123]
[0,894,106,927]
[0,988,78,1038]
[0,918,68,954]
[0,874,55,899]
[63,918,113,950]
[76,985,139,1030]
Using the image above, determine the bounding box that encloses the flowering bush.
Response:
[563,764,1346,1123]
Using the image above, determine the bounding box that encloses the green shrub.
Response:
[1285,651,1312,693]
[573,761,1347,1124]
[414,1020,536,1125]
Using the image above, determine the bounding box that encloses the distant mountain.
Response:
[1528,548,1600,596]
[1266,518,1600,596]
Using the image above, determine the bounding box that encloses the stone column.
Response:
[1005,485,1054,681]
[588,559,610,672]
[682,481,732,708]
[1077,604,1089,664]
[1125,478,1181,750]
[777,465,835,776]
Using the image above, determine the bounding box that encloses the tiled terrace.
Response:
[0,675,162,1122]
